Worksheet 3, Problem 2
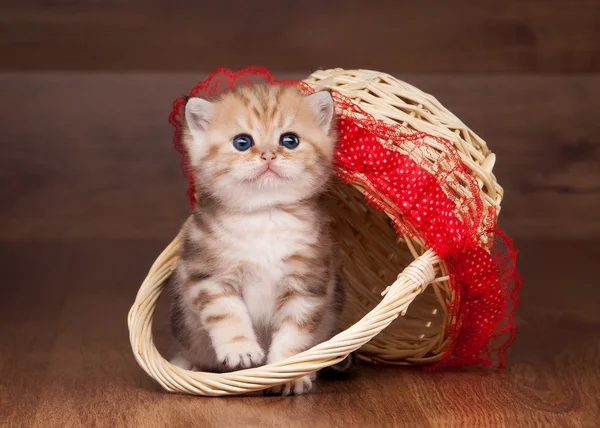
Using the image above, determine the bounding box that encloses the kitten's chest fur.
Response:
[211,206,322,326]
[219,209,314,265]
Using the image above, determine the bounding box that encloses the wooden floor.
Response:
[1,240,599,427]
[1,74,599,427]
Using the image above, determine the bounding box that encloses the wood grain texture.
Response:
[0,240,599,427]
[1,73,598,240]
[1,0,599,72]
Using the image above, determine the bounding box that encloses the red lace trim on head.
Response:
[169,66,521,369]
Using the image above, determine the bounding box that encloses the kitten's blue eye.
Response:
[232,134,254,151]
[280,133,300,149]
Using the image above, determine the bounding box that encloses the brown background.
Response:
[1,1,599,427]
[2,0,600,73]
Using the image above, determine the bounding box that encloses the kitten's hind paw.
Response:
[170,354,195,371]
[264,375,313,396]
[219,341,265,370]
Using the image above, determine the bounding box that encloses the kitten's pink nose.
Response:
[261,152,276,163]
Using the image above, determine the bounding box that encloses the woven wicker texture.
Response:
[128,69,503,395]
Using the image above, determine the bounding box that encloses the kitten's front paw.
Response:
[264,375,314,396]
[218,341,265,370]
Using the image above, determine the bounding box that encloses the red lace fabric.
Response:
[169,66,521,369]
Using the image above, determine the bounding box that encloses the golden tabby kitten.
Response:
[168,83,348,395]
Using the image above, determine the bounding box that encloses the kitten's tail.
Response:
[321,351,358,377]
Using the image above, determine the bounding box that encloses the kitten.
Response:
[168,83,348,395]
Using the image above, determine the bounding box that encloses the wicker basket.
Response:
[127,68,511,396]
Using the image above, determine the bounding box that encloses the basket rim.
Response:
[127,233,440,396]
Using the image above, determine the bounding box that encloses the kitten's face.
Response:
[184,84,337,211]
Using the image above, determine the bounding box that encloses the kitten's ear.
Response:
[185,97,214,138]
[306,91,335,132]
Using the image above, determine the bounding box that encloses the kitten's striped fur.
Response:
[168,83,348,395]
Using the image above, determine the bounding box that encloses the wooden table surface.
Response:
[1,240,598,427]
[1,74,599,427]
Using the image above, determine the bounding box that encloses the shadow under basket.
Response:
[127,68,520,396]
